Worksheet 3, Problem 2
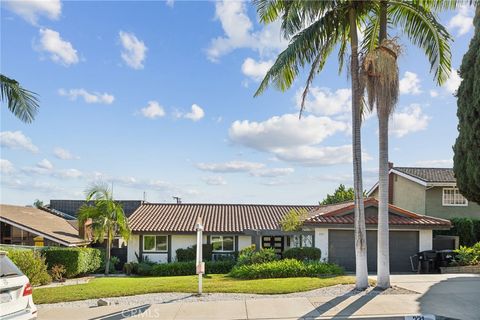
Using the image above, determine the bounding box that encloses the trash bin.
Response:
[417,250,437,273]
[436,250,455,268]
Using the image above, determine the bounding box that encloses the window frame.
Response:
[442,187,468,207]
[143,235,168,253]
[210,235,235,252]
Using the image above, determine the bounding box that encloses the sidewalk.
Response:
[37,274,480,320]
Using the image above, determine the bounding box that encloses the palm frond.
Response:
[0,74,39,123]
[389,1,453,85]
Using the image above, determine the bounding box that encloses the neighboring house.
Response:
[0,204,90,247]
[126,199,450,272]
[49,199,142,218]
[368,165,480,219]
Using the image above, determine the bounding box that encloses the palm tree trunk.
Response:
[349,6,369,290]
[377,0,391,289]
[105,230,111,275]
[377,113,390,288]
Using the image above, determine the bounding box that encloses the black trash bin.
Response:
[436,250,455,268]
[417,250,437,273]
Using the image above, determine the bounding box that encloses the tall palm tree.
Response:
[361,0,455,288]
[78,182,130,275]
[253,0,373,289]
[0,74,39,123]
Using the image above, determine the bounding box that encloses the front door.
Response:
[262,236,284,257]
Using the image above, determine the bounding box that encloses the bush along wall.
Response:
[43,247,102,278]
[283,247,321,262]
[435,217,480,246]
[132,260,236,276]
[176,244,214,262]
[0,247,51,286]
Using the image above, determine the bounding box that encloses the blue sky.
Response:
[0,1,475,205]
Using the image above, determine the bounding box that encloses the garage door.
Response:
[328,230,419,272]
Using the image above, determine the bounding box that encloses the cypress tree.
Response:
[453,5,480,204]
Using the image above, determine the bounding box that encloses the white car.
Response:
[0,251,37,320]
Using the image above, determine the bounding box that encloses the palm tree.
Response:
[253,0,373,290]
[0,74,39,123]
[361,0,454,288]
[78,182,130,275]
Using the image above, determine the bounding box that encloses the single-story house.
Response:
[127,198,450,272]
[0,204,90,247]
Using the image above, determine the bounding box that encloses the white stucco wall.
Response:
[171,235,197,261]
[238,235,252,251]
[419,229,433,251]
[315,228,329,261]
[127,234,140,262]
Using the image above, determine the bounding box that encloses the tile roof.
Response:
[128,200,450,233]
[394,167,456,183]
[0,204,89,246]
[128,203,317,233]
[305,198,451,227]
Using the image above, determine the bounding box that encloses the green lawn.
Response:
[33,274,357,304]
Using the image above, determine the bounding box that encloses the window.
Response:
[442,188,468,206]
[291,235,313,248]
[143,235,168,252]
[211,235,234,252]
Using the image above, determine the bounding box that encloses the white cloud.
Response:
[0,159,14,174]
[296,87,351,116]
[448,5,474,36]
[119,31,147,69]
[202,176,227,186]
[229,113,356,166]
[3,0,61,25]
[429,90,439,98]
[55,168,83,179]
[399,71,422,95]
[0,131,38,153]
[443,68,461,94]
[58,88,114,104]
[415,159,453,167]
[250,167,294,177]
[391,104,430,138]
[241,58,273,81]
[140,101,165,119]
[196,161,265,173]
[230,114,348,151]
[206,1,287,61]
[53,147,78,160]
[38,28,79,66]
[37,159,53,170]
[184,104,205,122]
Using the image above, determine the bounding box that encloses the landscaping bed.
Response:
[32,274,357,304]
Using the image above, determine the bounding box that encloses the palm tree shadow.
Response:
[88,304,151,320]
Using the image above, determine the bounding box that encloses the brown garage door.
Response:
[328,230,419,272]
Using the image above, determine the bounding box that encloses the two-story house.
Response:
[367,165,480,220]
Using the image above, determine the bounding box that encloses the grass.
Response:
[33,274,357,304]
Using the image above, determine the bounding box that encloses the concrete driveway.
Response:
[37,274,480,320]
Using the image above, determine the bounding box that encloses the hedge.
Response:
[237,246,277,266]
[0,247,51,286]
[283,247,321,262]
[435,217,480,246]
[134,260,236,276]
[43,247,102,278]
[229,259,344,279]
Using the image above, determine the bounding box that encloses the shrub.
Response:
[230,259,343,279]
[50,264,66,282]
[134,260,235,276]
[473,220,480,243]
[453,245,479,266]
[237,246,277,266]
[43,247,102,278]
[1,248,51,286]
[436,217,478,246]
[283,247,321,262]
